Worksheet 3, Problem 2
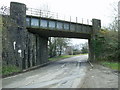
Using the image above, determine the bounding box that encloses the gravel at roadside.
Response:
[81,63,118,88]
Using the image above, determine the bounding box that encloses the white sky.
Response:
[0,0,119,45]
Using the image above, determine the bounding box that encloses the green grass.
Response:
[49,53,88,61]
[79,53,88,55]
[49,54,83,61]
[49,55,74,61]
[100,61,120,71]
[2,65,21,75]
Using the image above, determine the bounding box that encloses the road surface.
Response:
[81,64,118,88]
[2,55,89,88]
[2,54,118,88]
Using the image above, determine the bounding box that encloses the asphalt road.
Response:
[2,54,89,88]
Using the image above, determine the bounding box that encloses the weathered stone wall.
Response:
[2,15,16,66]
[2,2,48,70]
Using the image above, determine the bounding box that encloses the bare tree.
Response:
[48,37,70,57]
[108,2,118,31]
[0,6,9,15]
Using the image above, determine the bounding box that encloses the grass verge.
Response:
[2,65,21,76]
[100,61,120,71]
[49,55,74,61]
[49,54,88,61]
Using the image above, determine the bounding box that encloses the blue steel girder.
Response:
[26,15,92,39]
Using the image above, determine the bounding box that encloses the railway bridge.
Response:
[1,2,101,69]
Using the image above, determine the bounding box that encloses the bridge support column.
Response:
[3,2,27,69]
[88,39,93,61]
[89,19,101,62]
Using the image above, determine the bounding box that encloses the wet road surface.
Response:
[2,55,88,88]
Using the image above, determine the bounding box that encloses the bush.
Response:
[95,29,118,61]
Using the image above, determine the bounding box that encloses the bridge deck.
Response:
[26,15,93,39]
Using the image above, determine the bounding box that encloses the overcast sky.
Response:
[0,0,119,45]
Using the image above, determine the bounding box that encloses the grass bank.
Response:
[100,61,120,71]
[2,65,21,76]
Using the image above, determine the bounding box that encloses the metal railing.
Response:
[26,8,92,25]
[0,6,92,25]
[26,8,57,19]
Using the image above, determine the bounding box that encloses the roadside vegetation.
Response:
[94,29,118,61]
[2,65,21,76]
[49,55,75,61]
[49,54,88,61]
[94,29,119,71]
[100,61,120,71]
[93,2,120,71]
